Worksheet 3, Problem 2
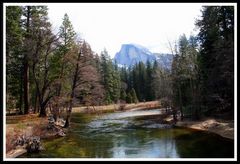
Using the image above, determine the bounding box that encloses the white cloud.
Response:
[47,3,202,57]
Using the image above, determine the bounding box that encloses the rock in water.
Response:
[55,118,66,127]
[47,114,55,130]
[26,136,41,153]
[57,130,66,137]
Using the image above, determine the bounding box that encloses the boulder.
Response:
[55,118,66,127]
[25,136,41,153]
[14,135,27,146]
[57,130,66,137]
[47,114,55,130]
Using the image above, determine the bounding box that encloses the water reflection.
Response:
[174,129,234,158]
[19,109,234,158]
[110,131,179,158]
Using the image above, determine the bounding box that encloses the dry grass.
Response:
[125,101,160,110]
[72,101,160,113]
[5,114,48,154]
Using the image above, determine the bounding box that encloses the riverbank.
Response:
[71,101,160,113]
[73,102,234,141]
[6,101,233,158]
[174,118,234,140]
[6,114,65,158]
[5,101,160,158]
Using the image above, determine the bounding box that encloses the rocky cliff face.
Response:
[114,44,173,70]
[114,44,156,67]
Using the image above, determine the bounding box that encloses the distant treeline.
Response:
[6,6,234,124]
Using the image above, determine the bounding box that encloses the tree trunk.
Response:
[172,108,177,124]
[23,59,29,114]
[64,112,70,128]
[19,97,23,115]
[64,102,72,128]
[178,87,183,120]
[23,6,30,115]
[190,78,196,120]
[52,107,58,122]
[19,74,23,115]
[33,89,38,113]
[36,97,39,113]
[39,104,46,117]
[64,49,81,128]
[194,83,201,120]
[63,89,74,128]
[56,63,65,97]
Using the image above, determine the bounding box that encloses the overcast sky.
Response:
[47,3,202,57]
[46,3,203,57]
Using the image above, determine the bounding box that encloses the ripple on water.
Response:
[143,124,173,129]
[86,109,166,133]
[19,109,234,158]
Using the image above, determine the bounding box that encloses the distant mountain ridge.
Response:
[113,44,173,70]
[114,44,156,67]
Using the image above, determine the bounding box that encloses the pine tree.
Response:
[196,6,234,117]
[120,89,127,101]
[119,67,128,102]
[171,34,200,120]
[146,60,154,101]
[21,6,32,114]
[126,92,132,103]
[152,60,172,101]
[112,64,121,102]
[100,49,121,104]
[55,13,76,97]
[59,13,76,48]
[26,6,58,117]
[6,6,24,113]
[130,88,138,104]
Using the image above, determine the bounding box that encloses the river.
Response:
[19,109,234,158]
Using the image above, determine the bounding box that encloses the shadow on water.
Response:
[19,109,234,158]
[174,128,234,158]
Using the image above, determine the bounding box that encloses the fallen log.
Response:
[6,147,27,158]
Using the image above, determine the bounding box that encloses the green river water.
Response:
[19,109,234,158]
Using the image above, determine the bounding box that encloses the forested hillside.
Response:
[6,6,234,125]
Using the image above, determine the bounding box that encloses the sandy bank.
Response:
[175,118,234,140]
